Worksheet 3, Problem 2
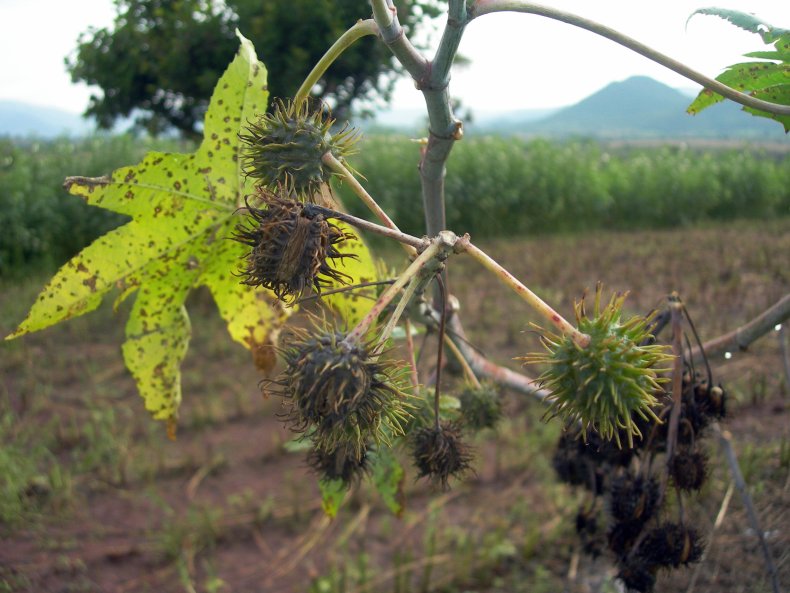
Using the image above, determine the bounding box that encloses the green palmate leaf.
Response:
[689,9,790,41]
[371,447,405,516]
[6,31,378,423]
[687,11,790,132]
[319,478,347,518]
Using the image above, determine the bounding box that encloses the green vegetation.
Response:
[0,135,190,275]
[341,136,790,237]
[2,134,788,278]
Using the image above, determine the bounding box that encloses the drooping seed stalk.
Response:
[322,153,417,257]
[665,294,684,464]
[345,240,443,345]
[404,318,420,392]
[295,19,380,102]
[305,203,426,250]
[458,238,590,348]
[434,275,449,430]
[377,275,421,350]
[444,334,481,389]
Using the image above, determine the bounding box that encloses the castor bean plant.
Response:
[6,3,790,591]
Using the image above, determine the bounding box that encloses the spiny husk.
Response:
[609,473,660,525]
[307,441,370,486]
[270,325,412,454]
[233,189,356,303]
[669,449,708,492]
[240,99,359,199]
[522,285,673,447]
[616,557,658,593]
[459,383,503,431]
[639,523,704,567]
[411,421,474,490]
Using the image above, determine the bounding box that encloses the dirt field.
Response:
[1,221,788,593]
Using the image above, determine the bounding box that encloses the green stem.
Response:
[377,275,421,350]
[345,240,443,345]
[469,0,790,117]
[458,237,590,348]
[295,19,380,102]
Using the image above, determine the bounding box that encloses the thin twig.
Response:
[446,315,550,399]
[713,423,782,593]
[434,275,449,430]
[689,293,790,363]
[456,236,590,348]
[306,203,426,250]
[405,318,420,392]
[294,280,395,304]
[686,481,734,593]
[345,239,443,344]
[443,334,482,389]
[780,323,790,396]
[377,275,421,349]
[665,294,685,464]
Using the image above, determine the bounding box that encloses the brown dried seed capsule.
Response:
[639,523,704,567]
[609,474,660,525]
[616,557,658,593]
[670,450,708,492]
[269,327,409,452]
[412,422,474,490]
[234,191,356,302]
[307,442,369,485]
[575,506,604,558]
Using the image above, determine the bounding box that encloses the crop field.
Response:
[1,220,788,593]
[2,135,789,276]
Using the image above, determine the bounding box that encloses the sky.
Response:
[1,0,788,117]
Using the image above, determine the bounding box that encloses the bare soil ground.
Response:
[1,221,788,593]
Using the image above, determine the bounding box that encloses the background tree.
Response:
[67,0,442,137]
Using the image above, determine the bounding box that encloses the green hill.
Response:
[494,76,788,140]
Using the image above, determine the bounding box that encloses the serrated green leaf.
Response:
[371,447,405,516]
[745,84,790,131]
[319,478,347,518]
[689,9,790,43]
[688,61,790,113]
[7,31,380,423]
[687,17,790,132]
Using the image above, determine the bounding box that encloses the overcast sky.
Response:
[1,0,788,115]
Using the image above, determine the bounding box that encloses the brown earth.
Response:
[1,220,788,593]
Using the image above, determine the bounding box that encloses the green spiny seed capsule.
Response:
[459,383,503,431]
[411,421,474,490]
[239,99,358,198]
[523,285,672,447]
[233,189,356,302]
[271,327,410,453]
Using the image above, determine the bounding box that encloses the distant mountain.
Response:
[494,76,787,140]
[0,101,95,137]
[4,77,788,140]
